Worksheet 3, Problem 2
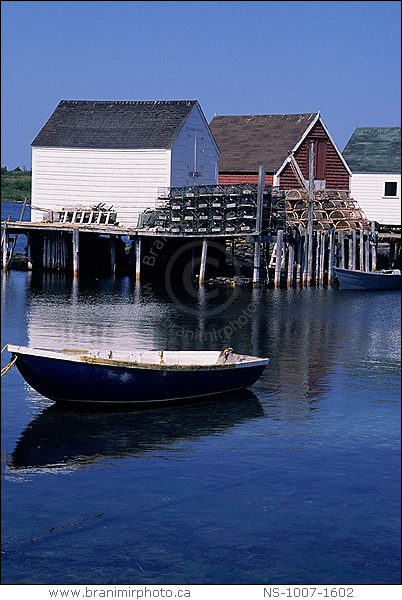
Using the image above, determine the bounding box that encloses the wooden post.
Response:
[339,231,345,268]
[328,229,335,285]
[287,239,295,287]
[2,228,8,271]
[110,235,116,274]
[370,221,377,271]
[389,240,395,269]
[315,231,320,285]
[301,229,308,285]
[43,233,47,269]
[52,233,56,270]
[364,231,370,272]
[26,231,32,270]
[253,240,261,285]
[72,229,79,277]
[59,233,63,270]
[319,231,326,286]
[135,237,141,282]
[274,230,284,288]
[253,165,265,284]
[359,230,364,271]
[19,197,28,220]
[199,237,208,285]
[349,230,356,270]
[296,230,302,285]
[306,142,315,285]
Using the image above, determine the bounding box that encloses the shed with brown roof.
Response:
[209,112,351,191]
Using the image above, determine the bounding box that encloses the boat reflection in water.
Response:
[6,391,264,474]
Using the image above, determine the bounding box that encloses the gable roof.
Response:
[32,100,199,149]
[342,127,401,173]
[209,113,319,172]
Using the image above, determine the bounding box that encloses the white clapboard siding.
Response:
[31,103,219,228]
[32,148,172,227]
[350,173,401,226]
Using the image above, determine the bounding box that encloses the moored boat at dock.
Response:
[334,267,401,290]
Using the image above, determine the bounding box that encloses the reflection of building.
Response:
[31,100,219,228]
[26,275,162,350]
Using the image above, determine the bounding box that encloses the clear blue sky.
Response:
[1,0,400,170]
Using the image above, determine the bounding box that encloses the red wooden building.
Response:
[209,112,351,191]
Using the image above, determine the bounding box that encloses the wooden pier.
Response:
[2,166,400,286]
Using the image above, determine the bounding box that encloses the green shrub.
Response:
[1,167,32,202]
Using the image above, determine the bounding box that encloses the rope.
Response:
[1,344,17,376]
[1,356,17,377]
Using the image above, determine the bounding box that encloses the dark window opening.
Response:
[384,182,397,196]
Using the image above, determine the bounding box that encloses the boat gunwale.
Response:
[334,267,401,277]
[7,345,270,372]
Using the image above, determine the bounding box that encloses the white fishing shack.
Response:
[31,100,219,228]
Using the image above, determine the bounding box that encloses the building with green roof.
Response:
[342,127,401,226]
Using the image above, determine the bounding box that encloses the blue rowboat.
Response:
[334,267,401,290]
[6,346,269,407]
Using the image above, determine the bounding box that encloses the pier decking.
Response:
[2,175,400,286]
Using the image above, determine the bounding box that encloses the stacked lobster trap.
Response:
[285,189,370,231]
[138,185,369,236]
[140,184,286,235]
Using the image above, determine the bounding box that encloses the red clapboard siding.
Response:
[279,122,350,190]
[218,173,274,185]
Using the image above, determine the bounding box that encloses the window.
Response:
[384,182,397,196]
[314,139,327,180]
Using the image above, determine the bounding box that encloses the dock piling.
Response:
[199,238,208,285]
[135,237,141,282]
[72,229,79,277]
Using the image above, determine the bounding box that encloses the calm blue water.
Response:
[1,203,401,586]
